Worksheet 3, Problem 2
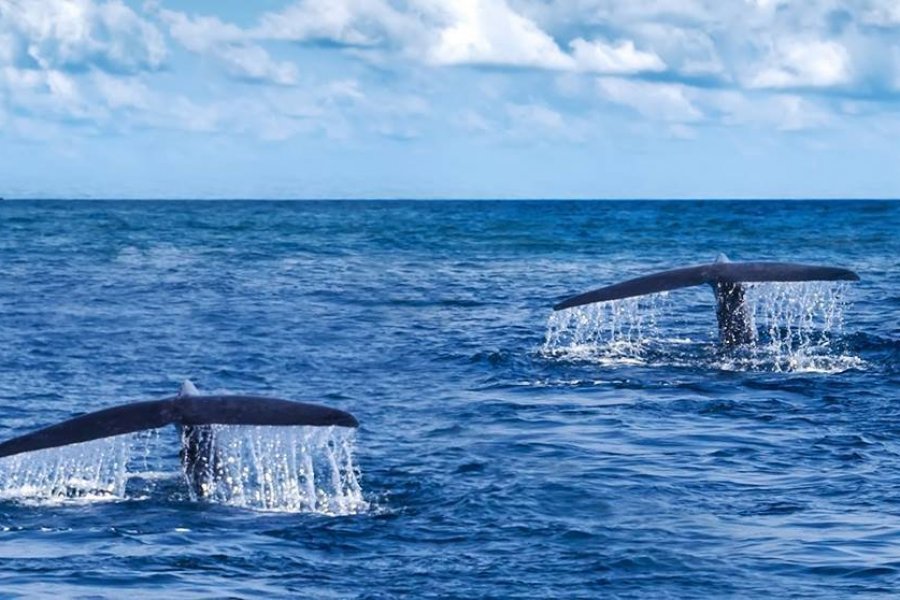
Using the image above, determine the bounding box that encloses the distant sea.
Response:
[0,200,898,598]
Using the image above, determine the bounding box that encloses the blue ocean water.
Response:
[0,200,897,599]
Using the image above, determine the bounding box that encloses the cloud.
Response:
[749,39,852,89]
[570,38,665,74]
[0,0,168,132]
[144,0,899,99]
[455,109,493,133]
[3,0,900,149]
[629,23,724,77]
[449,101,586,142]
[697,87,836,131]
[596,77,703,122]
[251,1,657,75]
[505,102,566,133]
[158,9,243,52]
[860,1,900,27]
[158,10,298,85]
[92,70,150,110]
[208,0,899,97]
[0,0,166,73]
[252,0,577,70]
[214,44,298,85]
[424,0,572,69]
[523,0,716,29]
[772,95,833,130]
[255,0,412,47]
[0,65,103,124]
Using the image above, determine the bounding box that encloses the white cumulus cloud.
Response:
[749,39,852,89]
[425,0,573,69]
[0,0,166,72]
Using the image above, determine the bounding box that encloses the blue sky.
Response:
[0,0,899,199]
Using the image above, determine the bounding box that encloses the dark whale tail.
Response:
[0,385,358,460]
[553,258,859,311]
[553,255,859,345]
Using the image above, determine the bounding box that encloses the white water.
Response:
[723,282,863,373]
[185,425,367,514]
[0,425,367,514]
[0,435,132,504]
[542,294,673,364]
[542,283,861,373]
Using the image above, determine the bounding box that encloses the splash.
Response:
[541,294,673,364]
[0,435,132,505]
[542,282,861,373]
[186,425,367,514]
[0,426,367,514]
[720,282,863,373]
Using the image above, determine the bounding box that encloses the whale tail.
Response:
[0,381,358,460]
[553,255,859,344]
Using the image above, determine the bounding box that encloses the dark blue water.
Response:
[0,200,897,598]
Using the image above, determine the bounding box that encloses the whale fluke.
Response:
[0,399,176,459]
[553,265,713,310]
[175,395,359,428]
[553,255,859,345]
[554,259,859,311]
[0,389,358,461]
[707,262,859,285]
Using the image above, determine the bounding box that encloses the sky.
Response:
[0,0,899,199]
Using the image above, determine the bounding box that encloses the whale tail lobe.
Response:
[0,383,358,460]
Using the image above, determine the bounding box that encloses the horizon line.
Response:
[1,197,897,202]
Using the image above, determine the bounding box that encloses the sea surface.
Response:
[0,200,897,599]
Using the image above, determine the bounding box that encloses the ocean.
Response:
[0,200,897,598]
